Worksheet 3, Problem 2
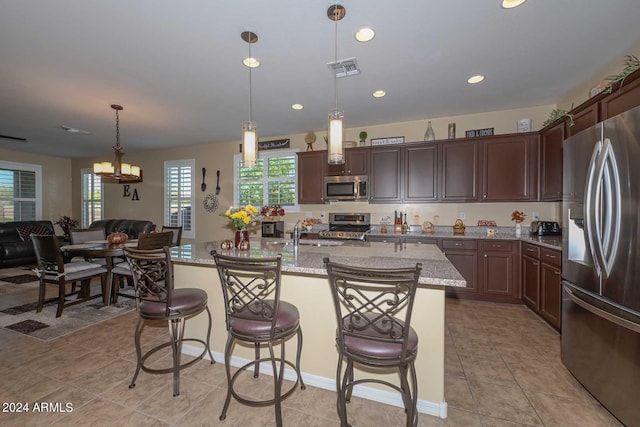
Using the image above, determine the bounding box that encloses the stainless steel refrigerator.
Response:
[562,105,640,427]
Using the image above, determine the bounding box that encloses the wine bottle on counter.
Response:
[402,212,409,234]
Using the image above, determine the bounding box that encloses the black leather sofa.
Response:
[89,219,156,239]
[0,220,55,268]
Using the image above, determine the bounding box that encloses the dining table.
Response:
[60,240,138,306]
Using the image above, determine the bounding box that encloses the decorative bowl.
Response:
[107,232,128,244]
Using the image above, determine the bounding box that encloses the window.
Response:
[234,150,298,211]
[165,159,195,239]
[0,161,42,222]
[80,168,103,228]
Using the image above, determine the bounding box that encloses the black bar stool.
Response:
[213,251,305,427]
[324,257,422,427]
[124,246,214,397]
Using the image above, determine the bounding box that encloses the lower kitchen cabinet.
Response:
[442,239,478,296]
[520,242,562,329]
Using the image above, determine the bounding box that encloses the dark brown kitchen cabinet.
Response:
[600,72,640,120]
[520,242,561,330]
[326,147,369,176]
[480,240,520,302]
[441,239,479,297]
[297,150,326,204]
[369,146,403,203]
[566,103,598,137]
[539,122,564,201]
[404,143,438,202]
[479,134,538,202]
[440,140,478,202]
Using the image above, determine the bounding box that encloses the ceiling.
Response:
[1,1,640,159]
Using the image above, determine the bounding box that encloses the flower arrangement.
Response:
[224,205,262,230]
[55,215,79,237]
[511,210,527,224]
[260,205,285,217]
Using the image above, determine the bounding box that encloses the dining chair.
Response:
[124,246,214,397]
[31,234,108,317]
[69,228,108,265]
[212,251,305,426]
[111,231,174,303]
[161,225,183,246]
[323,257,422,427]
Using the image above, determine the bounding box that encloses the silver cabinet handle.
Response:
[455,243,463,246]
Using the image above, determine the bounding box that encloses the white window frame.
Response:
[80,168,104,228]
[233,149,299,212]
[164,159,195,239]
[0,160,42,221]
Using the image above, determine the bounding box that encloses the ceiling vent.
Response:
[327,57,360,78]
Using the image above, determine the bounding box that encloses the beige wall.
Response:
[66,104,559,243]
[0,147,72,233]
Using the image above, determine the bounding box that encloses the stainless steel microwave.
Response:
[324,175,368,201]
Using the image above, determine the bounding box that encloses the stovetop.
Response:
[317,212,371,240]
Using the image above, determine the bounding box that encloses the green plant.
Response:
[604,54,640,94]
[542,108,575,128]
[358,131,368,142]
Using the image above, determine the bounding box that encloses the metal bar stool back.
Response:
[213,251,305,426]
[324,257,422,427]
[124,246,214,397]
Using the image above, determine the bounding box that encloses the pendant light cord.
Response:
[115,108,120,148]
[249,39,253,122]
[333,6,338,110]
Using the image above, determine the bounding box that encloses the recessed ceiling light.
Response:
[467,75,485,84]
[59,125,90,135]
[372,90,386,98]
[242,57,260,68]
[291,104,304,110]
[502,0,526,9]
[355,27,375,42]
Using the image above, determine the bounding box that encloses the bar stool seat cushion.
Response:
[139,288,208,318]
[230,300,300,336]
[341,313,418,359]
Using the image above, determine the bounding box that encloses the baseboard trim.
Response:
[182,343,447,419]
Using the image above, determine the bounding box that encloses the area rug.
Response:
[0,269,136,340]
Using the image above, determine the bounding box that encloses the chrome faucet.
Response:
[293,220,301,247]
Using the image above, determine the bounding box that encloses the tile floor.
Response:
[0,271,625,426]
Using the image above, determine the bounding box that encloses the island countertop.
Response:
[170,238,466,288]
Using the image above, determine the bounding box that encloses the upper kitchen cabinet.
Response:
[540,122,564,201]
[369,146,403,203]
[566,103,598,137]
[326,147,369,176]
[600,71,640,120]
[297,150,327,204]
[404,143,438,202]
[479,133,538,202]
[440,139,478,202]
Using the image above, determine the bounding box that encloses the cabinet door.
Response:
[405,143,438,202]
[480,134,538,201]
[481,250,514,297]
[540,123,564,201]
[326,147,369,176]
[444,250,478,295]
[440,140,478,202]
[369,146,402,203]
[566,103,598,137]
[600,74,640,120]
[522,255,540,309]
[297,151,326,204]
[540,262,561,329]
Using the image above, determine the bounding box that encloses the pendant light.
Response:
[327,3,346,165]
[93,104,142,182]
[241,31,258,167]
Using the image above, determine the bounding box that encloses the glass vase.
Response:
[424,121,435,141]
[235,229,250,249]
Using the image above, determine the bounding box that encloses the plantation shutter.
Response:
[0,163,40,222]
[165,160,194,238]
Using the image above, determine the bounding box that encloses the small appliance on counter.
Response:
[261,220,284,238]
[529,221,561,236]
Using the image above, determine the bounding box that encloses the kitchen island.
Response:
[170,238,465,419]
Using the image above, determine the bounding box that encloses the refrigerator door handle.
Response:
[598,138,621,279]
[565,285,640,333]
[585,140,603,281]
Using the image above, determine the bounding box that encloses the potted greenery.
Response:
[55,215,79,238]
[359,131,368,146]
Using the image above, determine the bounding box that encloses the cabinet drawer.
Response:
[540,248,561,267]
[404,236,438,245]
[442,239,477,250]
[480,240,513,252]
[522,242,540,259]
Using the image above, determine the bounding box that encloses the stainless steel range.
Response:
[318,213,371,240]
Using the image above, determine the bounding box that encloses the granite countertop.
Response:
[367,225,562,250]
[170,238,466,288]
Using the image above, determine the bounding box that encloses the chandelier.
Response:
[327,3,346,165]
[93,104,142,182]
